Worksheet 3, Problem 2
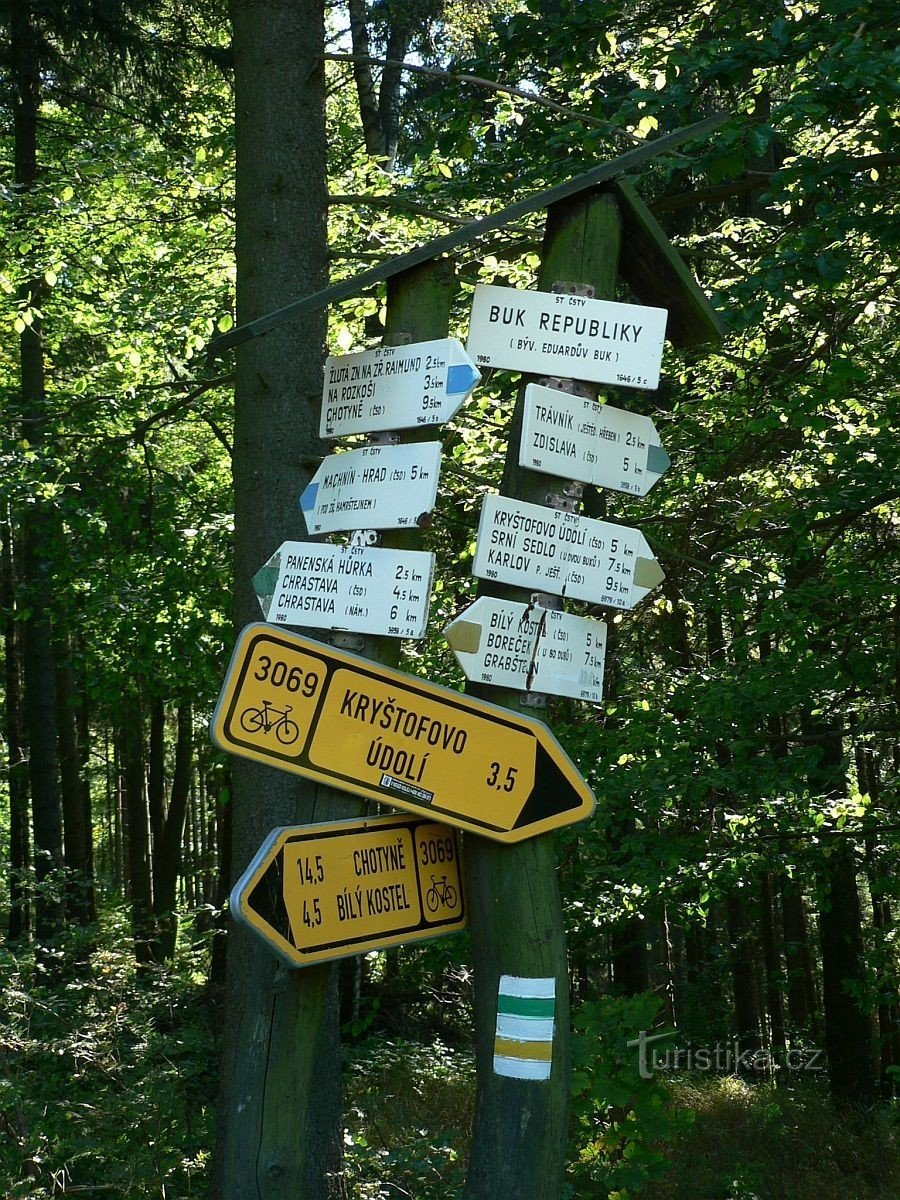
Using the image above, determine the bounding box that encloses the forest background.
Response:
[1,0,898,1196]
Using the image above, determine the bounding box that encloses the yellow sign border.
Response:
[211,623,595,843]
[231,813,466,967]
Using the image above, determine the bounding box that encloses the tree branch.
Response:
[322,51,650,145]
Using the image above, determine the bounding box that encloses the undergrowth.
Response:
[0,912,216,1198]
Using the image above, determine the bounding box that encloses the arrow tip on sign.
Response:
[252,554,280,599]
[446,361,481,398]
[634,555,665,591]
[299,481,319,513]
[444,618,483,654]
[646,443,671,477]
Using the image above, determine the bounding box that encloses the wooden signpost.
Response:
[213,122,728,1200]
[231,813,466,967]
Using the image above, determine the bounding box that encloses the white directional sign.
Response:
[252,542,434,640]
[473,493,664,611]
[321,338,481,438]
[444,596,606,703]
[520,383,670,496]
[465,283,668,390]
[299,442,442,535]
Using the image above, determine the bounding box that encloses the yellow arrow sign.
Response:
[231,813,466,967]
[211,624,595,843]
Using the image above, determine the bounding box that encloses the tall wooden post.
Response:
[464,190,622,1200]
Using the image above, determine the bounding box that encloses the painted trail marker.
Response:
[520,383,670,496]
[321,338,481,437]
[211,624,595,843]
[299,442,441,535]
[473,493,664,611]
[465,283,668,390]
[445,596,606,703]
[252,541,433,640]
[230,813,466,967]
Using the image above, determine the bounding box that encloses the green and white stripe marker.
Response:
[493,975,556,1080]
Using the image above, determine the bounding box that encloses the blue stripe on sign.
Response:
[446,363,477,395]
[299,481,319,512]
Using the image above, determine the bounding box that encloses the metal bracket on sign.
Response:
[531,592,563,611]
[545,481,583,512]
[367,430,400,446]
[331,631,366,652]
[535,375,595,400]
[390,332,412,346]
[349,529,380,547]
[551,281,595,299]
[519,691,548,709]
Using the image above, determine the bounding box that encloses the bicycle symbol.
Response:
[425,874,458,913]
[239,700,300,746]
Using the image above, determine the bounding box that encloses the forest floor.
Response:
[2,924,899,1199]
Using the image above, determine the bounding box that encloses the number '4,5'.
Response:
[486,761,518,792]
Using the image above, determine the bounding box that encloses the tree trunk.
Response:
[121,690,153,964]
[55,640,96,925]
[13,0,66,948]
[759,871,786,1060]
[2,506,30,941]
[806,717,875,1103]
[726,892,762,1056]
[212,3,346,1196]
[780,876,816,1031]
[151,700,193,961]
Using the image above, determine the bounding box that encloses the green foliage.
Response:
[568,993,693,1198]
[343,1036,474,1199]
[0,911,215,1197]
[647,1075,900,1200]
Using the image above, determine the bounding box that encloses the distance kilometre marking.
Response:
[210,624,595,843]
[473,493,664,610]
[520,383,670,496]
[252,541,434,640]
[321,337,481,438]
[465,283,668,390]
[299,442,441,535]
[231,813,466,967]
[444,596,606,703]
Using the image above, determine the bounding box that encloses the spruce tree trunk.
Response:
[55,643,96,925]
[151,700,193,961]
[805,717,874,1103]
[122,690,153,964]
[212,3,346,1196]
[13,1,65,947]
[2,507,30,941]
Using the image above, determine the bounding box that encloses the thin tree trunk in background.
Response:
[805,717,875,1103]
[781,877,816,1031]
[55,641,96,925]
[726,892,762,1055]
[13,0,65,948]
[2,506,30,941]
[151,700,192,961]
[148,697,166,861]
[121,691,152,964]
[759,872,786,1060]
